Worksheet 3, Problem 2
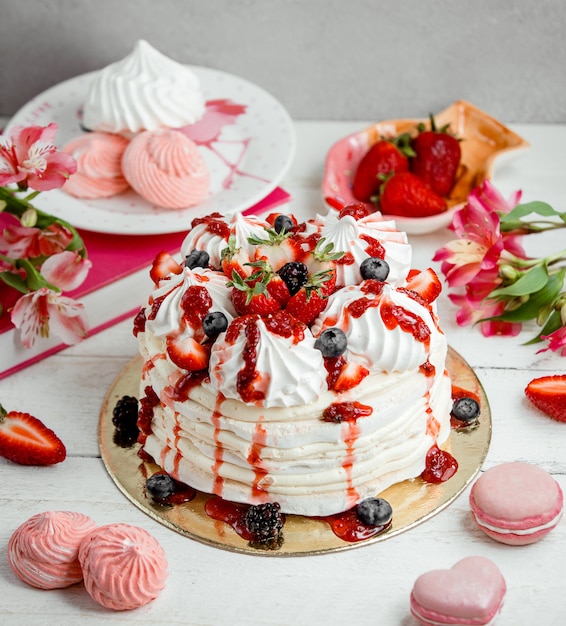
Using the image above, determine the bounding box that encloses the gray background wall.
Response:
[1,0,565,123]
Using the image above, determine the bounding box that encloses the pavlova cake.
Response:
[133,202,453,519]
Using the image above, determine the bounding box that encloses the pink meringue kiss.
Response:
[63,132,130,198]
[8,511,97,589]
[78,523,168,611]
[121,129,210,209]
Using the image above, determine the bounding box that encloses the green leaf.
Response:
[485,269,565,322]
[501,201,561,222]
[524,310,563,345]
[489,264,549,298]
[0,271,29,294]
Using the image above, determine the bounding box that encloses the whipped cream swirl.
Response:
[209,315,327,408]
[83,40,205,134]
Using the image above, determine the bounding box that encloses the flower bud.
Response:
[21,208,38,227]
[499,264,518,282]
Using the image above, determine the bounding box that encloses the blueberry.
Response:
[451,397,480,423]
[185,249,210,269]
[203,311,229,338]
[360,257,390,281]
[278,261,309,295]
[273,214,294,234]
[356,497,393,527]
[146,473,175,500]
[314,328,347,358]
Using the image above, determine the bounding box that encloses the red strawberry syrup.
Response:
[204,497,256,541]
[322,401,373,423]
[317,507,392,542]
[421,444,458,483]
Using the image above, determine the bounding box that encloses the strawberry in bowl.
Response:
[322,100,530,235]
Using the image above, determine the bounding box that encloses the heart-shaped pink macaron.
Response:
[410,556,506,625]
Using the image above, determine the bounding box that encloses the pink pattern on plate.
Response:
[179,99,270,189]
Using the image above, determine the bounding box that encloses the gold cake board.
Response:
[99,347,490,556]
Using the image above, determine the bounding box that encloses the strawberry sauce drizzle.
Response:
[248,422,269,499]
[191,212,231,239]
[211,393,225,496]
[421,444,458,483]
[317,508,391,543]
[343,421,360,506]
[380,301,430,346]
[360,234,386,259]
[322,401,373,423]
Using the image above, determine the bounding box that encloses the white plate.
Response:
[6,67,296,234]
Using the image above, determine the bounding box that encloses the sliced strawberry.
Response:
[302,238,344,297]
[220,236,251,280]
[525,375,566,423]
[379,171,447,218]
[403,268,442,304]
[332,361,370,392]
[166,333,210,371]
[0,406,66,466]
[248,228,303,271]
[150,251,183,284]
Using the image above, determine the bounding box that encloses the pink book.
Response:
[0,186,291,379]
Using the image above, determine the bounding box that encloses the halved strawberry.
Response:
[302,238,344,297]
[525,375,566,422]
[166,333,210,371]
[332,361,370,392]
[150,251,183,284]
[0,406,66,466]
[248,228,303,271]
[403,268,442,304]
[220,236,252,280]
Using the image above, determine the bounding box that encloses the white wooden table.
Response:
[1,121,565,625]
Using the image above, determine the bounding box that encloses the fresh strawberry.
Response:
[150,251,183,284]
[166,333,210,371]
[403,268,442,304]
[352,134,414,202]
[525,375,566,422]
[332,361,370,392]
[378,171,447,218]
[0,405,66,466]
[248,228,303,271]
[302,238,343,296]
[286,271,331,324]
[411,115,461,196]
[228,264,287,316]
[220,236,253,280]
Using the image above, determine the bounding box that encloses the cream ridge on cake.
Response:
[133,204,454,519]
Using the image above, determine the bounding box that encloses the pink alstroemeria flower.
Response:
[0,123,77,191]
[11,287,88,348]
[433,180,526,288]
[538,326,566,356]
[0,222,74,259]
[40,250,92,292]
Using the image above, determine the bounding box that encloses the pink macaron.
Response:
[410,556,506,626]
[470,461,563,546]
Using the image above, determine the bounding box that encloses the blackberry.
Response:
[243,502,284,545]
[356,497,393,527]
[203,311,229,339]
[278,261,309,295]
[112,395,138,429]
[146,473,176,500]
[314,328,347,358]
[451,397,480,423]
[112,395,139,448]
[360,257,390,281]
[185,249,210,269]
[273,214,294,234]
